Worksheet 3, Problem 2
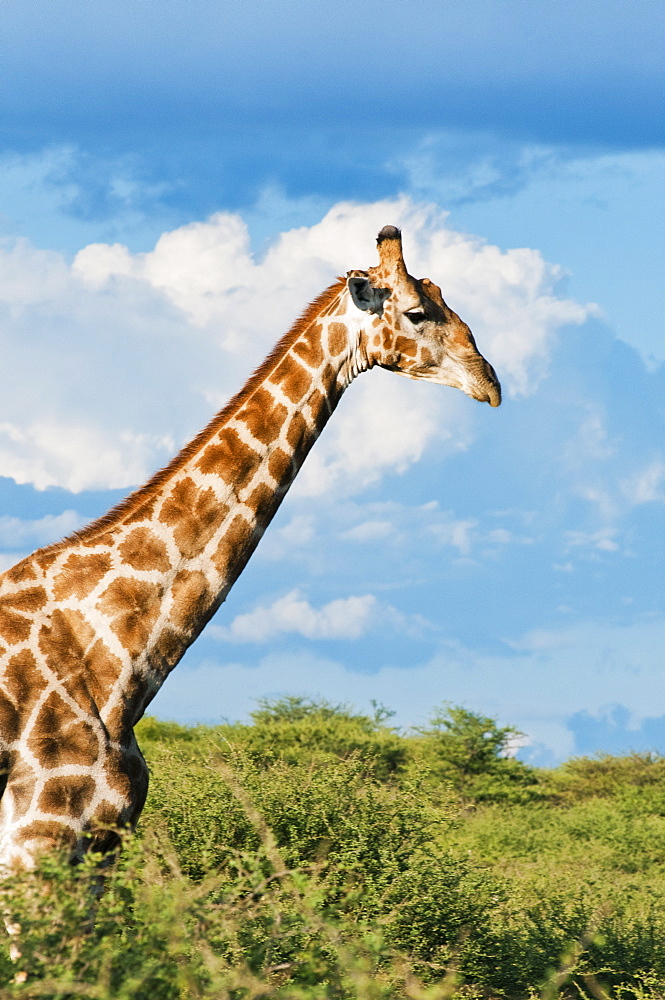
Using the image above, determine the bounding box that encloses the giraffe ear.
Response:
[347,276,390,315]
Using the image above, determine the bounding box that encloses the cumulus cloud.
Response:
[0,197,591,492]
[211,590,379,642]
[294,372,464,497]
[209,587,434,645]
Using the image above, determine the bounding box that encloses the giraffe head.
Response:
[347,226,501,406]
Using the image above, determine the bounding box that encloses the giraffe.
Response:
[0,225,501,873]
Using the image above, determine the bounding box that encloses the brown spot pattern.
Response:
[197,428,258,486]
[5,559,37,584]
[246,483,274,520]
[0,586,47,644]
[0,697,19,744]
[320,363,338,393]
[153,628,183,672]
[238,388,287,446]
[92,800,123,827]
[105,747,147,801]
[16,820,77,852]
[82,532,115,550]
[0,650,47,743]
[103,677,145,736]
[52,552,112,601]
[286,411,308,451]
[395,336,418,358]
[34,551,57,572]
[103,702,129,739]
[268,447,293,483]
[96,749,148,834]
[328,322,347,356]
[123,497,157,525]
[86,639,123,709]
[88,800,129,849]
[306,389,331,433]
[159,477,228,559]
[119,527,171,573]
[5,763,37,818]
[38,608,95,686]
[28,691,99,769]
[293,323,324,368]
[212,515,253,579]
[39,775,96,816]
[272,355,310,403]
[97,577,163,657]
[170,570,212,633]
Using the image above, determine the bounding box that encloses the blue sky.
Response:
[0,0,663,762]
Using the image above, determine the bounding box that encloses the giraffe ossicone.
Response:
[0,226,501,871]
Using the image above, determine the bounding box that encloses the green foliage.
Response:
[414,703,544,803]
[2,699,665,998]
[545,752,665,809]
[135,715,212,745]
[419,704,519,773]
[223,696,408,780]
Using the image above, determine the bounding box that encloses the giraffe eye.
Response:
[405,310,426,325]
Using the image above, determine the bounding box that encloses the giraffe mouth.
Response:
[484,383,502,407]
[469,360,502,407]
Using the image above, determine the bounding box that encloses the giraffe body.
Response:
[0,228,500,871]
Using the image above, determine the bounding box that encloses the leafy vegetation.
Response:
[1,698,665,998]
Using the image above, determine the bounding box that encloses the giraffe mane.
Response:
[42,278,347,553]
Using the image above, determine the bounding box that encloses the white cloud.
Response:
[255,497,539,580]
[151,613,665,763]
[486,527,533,546]
[428,513,478,555]
[341,519,395,542]
[0,509,81,548]
[553,398,665,543]
[0,197,590,492]
[294,371,462,497]
[211,590,379,642]
[0,421,175,493]
[564,527,620,554]
[621,460,665,506]
[210,586,436,645]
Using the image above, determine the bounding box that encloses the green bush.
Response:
[412,704,545,804]
[2,701,665,998]
[223,696,408,780]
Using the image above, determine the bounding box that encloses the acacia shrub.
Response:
[546,752,665,809]
[141,741,504,969]
[223,696,408,779]
[414,704,544,803]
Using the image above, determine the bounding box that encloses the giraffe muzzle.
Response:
[485,381,502,407]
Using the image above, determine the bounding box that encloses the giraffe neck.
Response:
[2,281,372,735]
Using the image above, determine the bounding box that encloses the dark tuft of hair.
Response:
[376,225,401,244]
